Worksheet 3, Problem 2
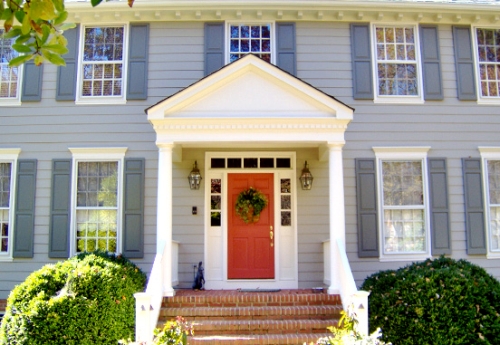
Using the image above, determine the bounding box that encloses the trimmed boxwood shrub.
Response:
[0,251,146,345]
[361,257,500,345]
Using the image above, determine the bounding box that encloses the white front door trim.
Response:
[204,151,298,290]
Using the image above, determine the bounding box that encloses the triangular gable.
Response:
[146,55,353,121]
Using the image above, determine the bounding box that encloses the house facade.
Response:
[1,0,500,302]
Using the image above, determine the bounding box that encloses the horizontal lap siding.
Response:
[3,20,500,296]
[0,22,205,298]
[335,24,500,287]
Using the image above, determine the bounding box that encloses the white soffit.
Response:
[147,55,353,121]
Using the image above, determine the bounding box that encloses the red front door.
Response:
[228,173,274,279]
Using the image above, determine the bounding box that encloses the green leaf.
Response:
[41,49,65,66]
[4,27,22,39]
[15,33,32,44]
[9,54,33,67]
[53,9,67,25]
[1,8,12,21]
[21,11,31,35]
[41,24,50,44]
[12,43,33,53]
[57,22,76,31]
[91,0,103,7]
[34,54,44,66]
[14,8,24,23]
[51,0,65,12]
[43,43,68,55]
[29,0,57,21]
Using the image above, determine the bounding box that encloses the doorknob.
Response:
[270,231,274,240]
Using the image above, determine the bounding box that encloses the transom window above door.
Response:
[210,157,290,169]
[228,23,273,64]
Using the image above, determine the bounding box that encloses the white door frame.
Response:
[204,151,298,290]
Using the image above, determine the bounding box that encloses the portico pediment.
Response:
[147,55,353,121]
[146,55,353,148]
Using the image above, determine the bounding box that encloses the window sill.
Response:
[0,100,21,106]
[477,98,500,105]
[379,253,430,262]
[486,252,500,259]
[75,98,127,105]
[373,97,424,105]
[0,256,14,262]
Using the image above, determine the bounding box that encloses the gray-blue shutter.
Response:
[21,62,43,102]
[56,25,80,101]
[13,159,37,258]
[452,26,477,101]
[350,24,374,100]
[276,23,296,76]
[355,159,379,257]
[204,23,224,76]
[127,23,149,100]
[122,158,145,258]
[420,25,444,101]
[462,158,486,254]
[49,159,72,258]
[428,158,451,255]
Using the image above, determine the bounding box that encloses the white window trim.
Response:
[75,23,129,105]
[0,148,21,261]
[472,26,500,105]
[225,21,276,65]
[373,146,431,262]
[0,33,23,106]
[479,147,500,258]
[68,147,127,255]
[371,23,425,104]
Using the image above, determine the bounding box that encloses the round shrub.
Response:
[0,251,146,345]
[361,257,500,345]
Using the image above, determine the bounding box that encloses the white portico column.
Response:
[157,143,175,297]
[328,142,346,295]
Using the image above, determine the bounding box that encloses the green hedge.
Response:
[0,251,146,345]
[361,257,500,345]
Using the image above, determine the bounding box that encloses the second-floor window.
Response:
[0,30,21,104]
[374,25,422,101]
[475,28,500,99]
[79,25,126,102]
[228,24,272,63]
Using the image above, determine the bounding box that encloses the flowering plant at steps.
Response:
[235,187,268,224]
[308,307,391,345]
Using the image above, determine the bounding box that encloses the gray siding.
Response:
[1,20,500,298]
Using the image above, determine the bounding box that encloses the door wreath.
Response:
[235,187,268,224]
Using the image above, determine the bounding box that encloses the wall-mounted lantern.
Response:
[299,161,313,190]
[188,161,202,190]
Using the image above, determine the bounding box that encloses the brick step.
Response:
[188,333,331,345]
[162,290,340,308]
[159,290,340,345]
[188,319,337,335]
[160,305,341,321]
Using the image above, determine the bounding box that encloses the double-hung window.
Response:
[373,25,423,102]
[71,148,126,254]
[479,147,500,257]
[0,149,20,259]
[474,28,500,100]
[78,25,127,103]
[228,23,273,64]
[374,147,430,261]
[0,30,21,105]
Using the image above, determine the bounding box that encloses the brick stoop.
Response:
[159,289,342,345]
